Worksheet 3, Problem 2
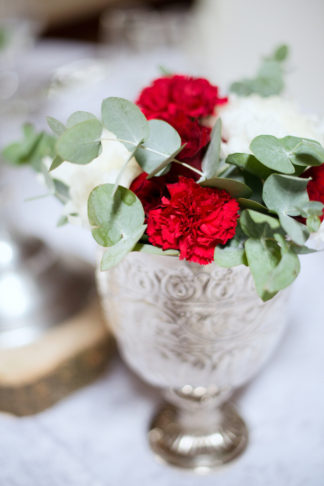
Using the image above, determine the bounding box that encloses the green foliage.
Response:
[134,244,179,256]
[200,119,222,180]
[250,135,295,174]
[201,177,252,198]
[229,44,289,97]
[49,155,64,171]
[240,210,282,239]
[240,209,300,300]
[2,124,56,171]
[56,119,102,164]
[214,229,247,268]
[135,119,182,176]
[88,184,146,270]
[262,174,313,244]
[47,117,65,136]
[238,198,268,212]
[245,237,300,301]
[101,97,148,150]
[226,153,273,179]
[263,174,309,215]
[66,111,97,128]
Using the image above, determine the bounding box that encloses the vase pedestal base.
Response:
[149,402,248,472]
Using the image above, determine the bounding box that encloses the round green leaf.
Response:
[245,237,300,301]
[278,213,309,246]
[240,209,281,239]
[226,153,272,179]
[56,119,102,164]
[88,184,145,247]
[263,174,309,216]
[66,111,97,128]
[290,140,324,167]
[47,116,65,136]
[101,97,149,149]
[135,119,181,175]
[250,135,295,174]
[100,226,146,271]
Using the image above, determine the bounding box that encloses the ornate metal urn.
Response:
[96,252,289,471]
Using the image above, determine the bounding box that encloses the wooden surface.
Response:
[0,297,114,416]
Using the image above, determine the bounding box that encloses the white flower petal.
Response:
[218,95,324,157]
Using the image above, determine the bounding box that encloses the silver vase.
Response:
[96,252,289,471]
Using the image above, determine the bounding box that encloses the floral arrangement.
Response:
[3,45,324,301]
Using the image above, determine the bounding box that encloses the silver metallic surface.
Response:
[0,227,94,348]
[96,252,289,470]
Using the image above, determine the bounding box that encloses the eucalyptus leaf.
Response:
[229,44,289,98]
[56,119,102,164]
[200,177,252,198]
[290,140,324,167]
[41,160,55,193]
[245,237,300,301]
[57,215,68,227]
[101,97,149,150]
[214,246,246,267]
[100,226,146,271]
[2,124,56,171]
[263,174,309,216]
[53,179,70,204]
[278,212,309,245]
[214,226,247,267]
[273,44,289,61]
[66,111,97,128]
[306,215,321,233]
[134,244,179,256]
[88,184,146,269]
[238,198,268,212]
[250,135,294,174]
[292,244,317,255]
[298,201,324,218]
[135,119,181,175]
[47,116,65,136]
[226,153,272,180]
[200,118,222,180]
[49,155,64,171]
[240,209,281,239]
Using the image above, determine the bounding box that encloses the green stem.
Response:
[172,159,204,177]
[101,137,204,178]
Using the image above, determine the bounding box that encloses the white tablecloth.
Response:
[1,41,324,486]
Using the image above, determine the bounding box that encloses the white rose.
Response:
[218,95,324,157]
[48,129,143,226]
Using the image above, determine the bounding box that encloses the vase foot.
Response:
[148,402,248,471]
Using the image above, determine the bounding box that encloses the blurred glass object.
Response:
[0,15,44,121]
[100,5,191,51]
[47,58,111,99]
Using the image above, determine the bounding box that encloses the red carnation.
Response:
[147,177,240,265]
[136,74,227,120]
[130,172,167,216]
[169,112,211,161]
[303,165,324,221]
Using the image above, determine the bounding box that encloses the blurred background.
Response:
[0,1,324,484]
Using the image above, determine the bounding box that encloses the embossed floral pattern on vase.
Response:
[96,252,289,391]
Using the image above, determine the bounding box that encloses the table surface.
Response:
[1,41,324,486]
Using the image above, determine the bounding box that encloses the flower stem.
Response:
[172,159,204,177]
